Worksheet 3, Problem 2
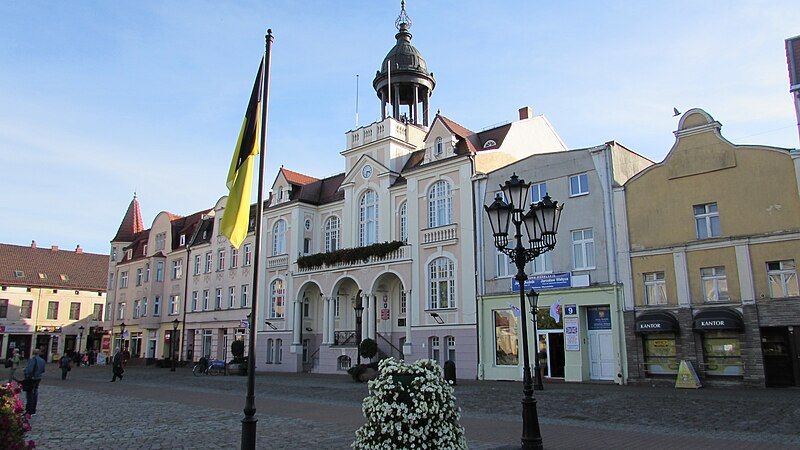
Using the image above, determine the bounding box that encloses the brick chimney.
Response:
[518,106,533,120]
[75,244,83,254]
[51,245,59,252]
[31,240,37,248]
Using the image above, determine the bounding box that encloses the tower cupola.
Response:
[373,1,435,126]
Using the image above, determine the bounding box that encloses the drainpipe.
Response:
[470,156,485,379]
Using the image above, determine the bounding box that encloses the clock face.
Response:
[362,165,373,179]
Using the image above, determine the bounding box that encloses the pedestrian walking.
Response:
[110,349,124,382]
[59,353,72,380]
[23,348,46,416]
[8,349,22,382]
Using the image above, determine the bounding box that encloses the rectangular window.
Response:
[244,244,253,266]
[47,301,59,320]
[303,238,311,255]
[169,295,179,315]
[446,336,456,363]
[194,255,201,275]
[104,302,112,321]
[241,285,248,308]
[572,228,595,269]
[179,234,186,246]
[265,339,273,364]
[111,246,117,262]
[701,266,729,302]
[0,299,7,318]
[694,203,721,239]
[133,299,140,319]
[191,291,198,312]
[144,264,150,283]
[205,252,213,273]
[218,249,226,271]
[171,259,182,280]
[120,271,128,288]
[275,339,283,364]
[496,249,513,278]
[530,182,547,204]
[644,272,667,305]
[155,232,166,251]
[69,302,80,320]
[399,291,407,317]
[531,252,552,274]
[203,290,210,310]
[230,247,239,268]
[136,268,143,286]
[643,333,678,375]
[156,261,164,282]
[429,336,440,362]
[215,288,222,310]
[767,260,799,298]
[569,173,589,196]
[334,297,340,318]
[494,309,519,366]
[153,296,161,316]
[21,300,33,319]
[118,302,125,320]
[141,297,148,317]
[108,273,115,290]
[229,286,236,308]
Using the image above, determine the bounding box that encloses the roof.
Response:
[281,167,319,186]
[170,209,211,251]
[295,173,346,205]
[437,115,479,154]
[120,230,150,263]
[112,195,144,242]
[0,243,109,291]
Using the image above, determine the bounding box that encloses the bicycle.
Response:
[192,357,226,376]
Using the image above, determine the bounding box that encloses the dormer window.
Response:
[434,137,443,156]
[179,234,186,246]
[483,139,497,149]
[38,273,47,280]
[126,249,132,260]
[143,244,148,255]
[14,270,24,278]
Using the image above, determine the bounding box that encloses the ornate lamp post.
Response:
[78,325,85,356]
[484,173,563,450]
[119,322,126,353]
[171,318,180,372]
[354,304,364,365]
[526,289,544,391]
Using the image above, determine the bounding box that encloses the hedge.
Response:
[297,241,405,270]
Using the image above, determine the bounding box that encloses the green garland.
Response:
[297,241,405,270]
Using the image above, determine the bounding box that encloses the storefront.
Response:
[634,311,680,376]
[479,285,626,384]
[692,308,745,378]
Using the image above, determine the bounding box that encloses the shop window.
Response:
[644,272,667,305]
[767,260,799,298]
[642,332,678,375]
[702,331,743,376]
[494,309,519,366]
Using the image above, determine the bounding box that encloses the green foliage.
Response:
[231,340,245,359]
[359,338,378,359]
[297,241,404,270]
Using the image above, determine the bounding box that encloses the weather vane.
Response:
[395,0,411,30]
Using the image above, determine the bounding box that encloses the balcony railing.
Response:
[295,245,411,274]
[422,223,458,245]
[267,254,289,269]
[346,118,407,150]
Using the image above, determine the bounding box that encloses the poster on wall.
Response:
[564,316,580,351]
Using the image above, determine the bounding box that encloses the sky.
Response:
[1,1,799,255]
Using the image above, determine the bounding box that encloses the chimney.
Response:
[51,245,59,252]
[31,240,37,248]
[518,106,533,120]
[75,245,83,254]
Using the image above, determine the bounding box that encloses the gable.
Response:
[340,153,391,186]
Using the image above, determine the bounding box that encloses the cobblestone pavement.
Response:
[18,365,800,449]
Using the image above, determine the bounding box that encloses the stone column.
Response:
[361,292,370,343]
[292,299,302,347]
[393,84,401,119]
[369,294,378,340]
[322,297,330,345]
[413,84,419,125]
[380,90,386,120]
[403,289,412,357]
[328,296,336,344]
[422,91,430,126]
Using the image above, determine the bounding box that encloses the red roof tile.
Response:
[281,167,319,186]
[113,195,144,242]
[0,243,109,291]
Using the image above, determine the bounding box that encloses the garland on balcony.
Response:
[297,241,405,270]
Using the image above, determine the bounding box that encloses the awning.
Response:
[693,308,744,331]
[635,311,679,333]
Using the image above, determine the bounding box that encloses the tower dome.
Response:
[373,1,435,126]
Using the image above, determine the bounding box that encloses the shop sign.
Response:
[564,304,577,316]
[564,316,580,351]
[636,321,667,332]
[101,335,111,351]
[35,326,62,333]
[0,325,33,333]
[587,307,612,331]
[240,319,250,329]
[512,272,571,292]
[694,318,740,330]
[675,360,702,389]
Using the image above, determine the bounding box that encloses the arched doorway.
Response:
[370,272,406,360]
[296,280,324,371]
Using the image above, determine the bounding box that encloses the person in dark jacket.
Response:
[110,349,124,382]
[59,353,72,380]
[23,348,46,415]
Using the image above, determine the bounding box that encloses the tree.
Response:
[359,338,378,360]
[231,339,245,360]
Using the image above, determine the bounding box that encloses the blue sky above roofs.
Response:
[1,1,799,254]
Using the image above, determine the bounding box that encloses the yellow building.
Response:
[0,242,108,362]
[617,109,800,386]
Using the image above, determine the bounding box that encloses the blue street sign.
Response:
[512,272,571,292]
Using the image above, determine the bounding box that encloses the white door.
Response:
[588,330,614,380]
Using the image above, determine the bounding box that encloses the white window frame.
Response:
[428,180,453,228]
[324,216,340,252]
[218,249,226,271]
[399,291,407,317]
[171,259,182,280]
[230,246,239,268]
[767,260,799,299]
[241,284,248,308]
[569,173,589,197]
[530,182,547,204]
[118,302,125,320]
[269,279,285,319]
[229,286,236,308]
[215,288,222,310]
[359,189,379,246]
[531,252,552,275]
[194,255,201,275]
[244,244,252,266]
[155,261,164,282]
[191,291,198,311]
[120,271,128,288]
[155,232,166,251]
[694,203,721,239]
[398,201,408,243]
[446,335,456,362]
[203,289,210,310]
[272,219,287,256]
[428,257,456,309]
[169,295,179,315]
[644,272,667,305]
[153,295,161,317]
[701,266,729,302]
[496,248,513,278]
[434,136,443,156]
[205,252,212,273]
[429,336,440,361]
[572,228,595,270]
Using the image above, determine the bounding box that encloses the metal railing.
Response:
[376,332,404,359]
[333,330,357,346]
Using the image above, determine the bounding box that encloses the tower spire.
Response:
[395,0,411,30]
[112,193,144,242]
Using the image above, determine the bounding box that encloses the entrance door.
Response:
[587,306,615,380]
[35,335,51,361]
[762,327,797,387]
[548,333,565,378]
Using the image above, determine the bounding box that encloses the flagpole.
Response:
[241,28,273,450]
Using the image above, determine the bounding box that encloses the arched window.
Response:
[445,336,456,362]
[428,257,455,309]
[428,180,452,228]
[265,339,273,364]
[337,355,352,371]
[429,336,440,362]
[269,279,285,318]
[434,137,443,156]
[272,219,286,256]
[324,216,340,252]
[359,189,379,246]
[398,201,408,243]
[275,339,283,364]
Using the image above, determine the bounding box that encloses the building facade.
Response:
[1,242,108,361]
[475,142,652,384]
[617,108,800,387]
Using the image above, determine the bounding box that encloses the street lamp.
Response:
[119,322,126,353]
[171,318,180,372]
[78,325,85,357]
[484,173,563,450]
[526,289,544,391]
[354,304,364,365]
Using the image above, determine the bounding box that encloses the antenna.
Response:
[355,74,360,127]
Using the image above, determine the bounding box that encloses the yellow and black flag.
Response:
[221,59,263,248]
